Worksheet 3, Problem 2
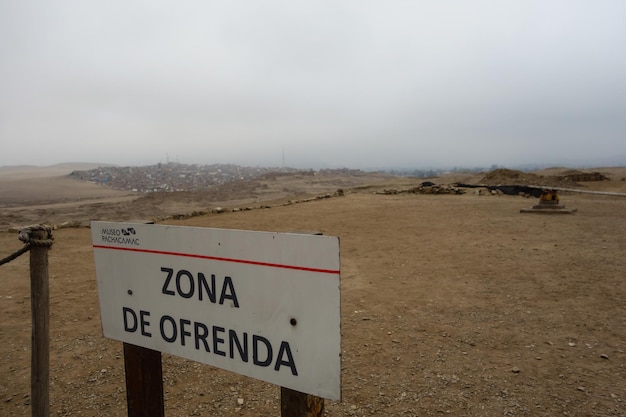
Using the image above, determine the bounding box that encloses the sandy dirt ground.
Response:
[1,166,625,416]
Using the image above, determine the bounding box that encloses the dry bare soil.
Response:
[1,165,626,416]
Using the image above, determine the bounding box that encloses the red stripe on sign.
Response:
[92,244,340,274]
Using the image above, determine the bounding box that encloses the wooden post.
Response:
[281,230,325,417]
[123,343,164,417]
[29,229,50,417]
[281,387,324,417]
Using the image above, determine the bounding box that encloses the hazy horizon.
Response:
[2,158,624,174]
[2,1,625,170]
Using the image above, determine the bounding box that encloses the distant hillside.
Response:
[48,162,117,171]
[0,162,116,179]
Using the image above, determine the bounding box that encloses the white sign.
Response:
[91,221,341,400]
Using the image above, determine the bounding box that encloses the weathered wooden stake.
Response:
[29,230,50,417]
[123,343,164,417]
[281,387,324,417]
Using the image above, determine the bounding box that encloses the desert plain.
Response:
[1,164,626,416]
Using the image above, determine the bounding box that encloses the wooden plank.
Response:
[123,343,164,417]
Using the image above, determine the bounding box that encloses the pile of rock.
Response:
[411,184,465,195]
[561,171,608,182]
[375,183,465,195]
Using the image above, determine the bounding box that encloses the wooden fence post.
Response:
[29,228,51,417]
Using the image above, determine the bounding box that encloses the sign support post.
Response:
[280,230,325,417]
[123,343,164,417]
[281,387,324,417]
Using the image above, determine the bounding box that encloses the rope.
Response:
[0,245,31,266]
[0,224,54,267]
[18,224,54,247]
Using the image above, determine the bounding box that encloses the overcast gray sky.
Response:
[1,1,625,169]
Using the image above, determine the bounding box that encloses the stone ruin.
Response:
[376,183,465,195]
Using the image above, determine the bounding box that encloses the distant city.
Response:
[69,163,367,193]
